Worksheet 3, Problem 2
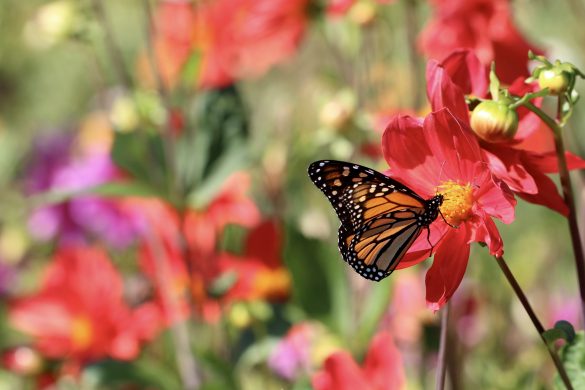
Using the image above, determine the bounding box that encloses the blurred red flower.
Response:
[218,220,290,303]
[184,172,261,259]
[383,109,516,309]
[312,332,405,390]
[9,247,161,365]
[138,173,288,322]
[427,50,585,215]
[146,0,309,89]
[419,0,543,84]
[138,199,192,324]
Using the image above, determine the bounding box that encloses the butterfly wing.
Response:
[308,160,426,228]
[343,211,424,281]
[308,160,430,281]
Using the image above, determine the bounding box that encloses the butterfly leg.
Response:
[439,210,458,229]
[426,226,436,257]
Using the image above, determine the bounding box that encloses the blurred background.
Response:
[0,0,585,388]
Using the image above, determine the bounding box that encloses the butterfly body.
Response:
[308,160,443,281]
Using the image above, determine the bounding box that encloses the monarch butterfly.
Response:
[308,160,444,281]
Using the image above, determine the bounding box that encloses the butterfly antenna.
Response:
[435,160,448,196]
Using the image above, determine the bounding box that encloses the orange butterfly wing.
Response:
[309,160,442,281]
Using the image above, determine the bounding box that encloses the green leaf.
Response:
[111,131,170,196]
[179,85,250,199]
[198,350,240,390]
[489,62,501,100]
[543,321,576,347]
[208,270,239,298]
[180,50,203,86]
[355,278,392,347]
[283,224,351,335]
[82,359,181,389]
[186,146,248,209]
[554,331,585,389]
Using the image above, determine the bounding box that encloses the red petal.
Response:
[382,115,436,197]
[423,108,483,182]
[473,174,516,224]
[363,332,406,390]
[516,175,568,216]
[481,146,537,194]
[311,352,370,390]
[524,151,585,174]
[468,214,503,256]
[245,219,282,268]
[426,60,469,121]
[439,49,488,97]
[425,228,470,311]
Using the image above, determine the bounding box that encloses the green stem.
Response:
[404,0,423,110]
[145,227,202,390]
[89,0,133,88]
[495,256,573,389]
[508,89,549,110]
[435,303,449,390]
[521,101,585,323]
[141,0,184,206]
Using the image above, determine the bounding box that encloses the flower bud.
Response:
[349,1,377,26]
[23,1,77,49]
[110,96,139,133]
[538,68,571,96]
[319,91,356,130]
[1,346,43,375]
[470,100,518,143]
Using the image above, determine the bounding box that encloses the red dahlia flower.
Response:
[184,172,260,259]
[383,109,516,309]
[218,219,290,303]
[138,180,286,323]
[419,0,543,84]
[139,173,261,323]
[312,332,405,390]
[427,50,585,215]
[146,0,309,89]
[9,247,161,365]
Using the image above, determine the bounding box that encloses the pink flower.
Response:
[25,134,145,249]
[383,108,516,309]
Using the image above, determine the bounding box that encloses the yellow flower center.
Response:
[437,180,474,225]
[253,268,291,301]
[71,315,93,350]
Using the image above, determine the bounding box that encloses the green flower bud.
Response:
[470,100,519,143]
[538,68,571,96]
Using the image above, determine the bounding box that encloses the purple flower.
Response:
[268,324,312,381]
[26,133,145,249]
